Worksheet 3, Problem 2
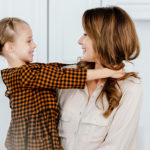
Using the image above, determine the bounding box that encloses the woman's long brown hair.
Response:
[77,6,140,118]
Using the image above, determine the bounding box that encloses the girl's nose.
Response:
[33,41,36,49]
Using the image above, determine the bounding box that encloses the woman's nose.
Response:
[78,36,84,45]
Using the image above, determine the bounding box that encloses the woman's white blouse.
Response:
[0,56,11,149]
[58,77,143,150]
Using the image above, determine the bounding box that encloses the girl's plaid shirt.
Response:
[1,63,87,150]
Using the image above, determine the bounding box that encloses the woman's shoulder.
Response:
[118,76,143,95]
[58,88,77,99]
[62,64,77,69]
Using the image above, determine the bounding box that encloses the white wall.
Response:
[135,21,150,150]
[0,0,48,63]
[49,0,102,63]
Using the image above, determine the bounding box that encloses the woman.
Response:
[58,6,143,150]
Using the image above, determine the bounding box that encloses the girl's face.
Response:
[78,33,95,62]
[12,24,36,64]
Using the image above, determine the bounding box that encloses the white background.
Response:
[0,0,150,150]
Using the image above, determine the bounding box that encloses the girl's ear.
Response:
[3,42,14,53]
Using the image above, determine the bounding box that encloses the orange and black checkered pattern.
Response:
[1,63,87,150]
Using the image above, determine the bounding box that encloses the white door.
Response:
[48,0,101,63]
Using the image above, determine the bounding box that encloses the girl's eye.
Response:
[27,40,32,43]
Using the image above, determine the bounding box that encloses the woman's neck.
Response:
[95,62,103,69]
[87,62,105,100]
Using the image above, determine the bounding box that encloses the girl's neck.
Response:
[9,60,26,68]
[5,56,26,68]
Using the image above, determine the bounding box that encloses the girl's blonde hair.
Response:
[0,17,28,55]
[77,6,140,118]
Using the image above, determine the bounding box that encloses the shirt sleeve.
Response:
[19,63,87,89]
[96,81,143,150]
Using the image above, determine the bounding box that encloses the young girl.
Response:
[0,18,124,150]
[58,6,143,150]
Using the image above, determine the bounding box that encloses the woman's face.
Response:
[78,33,95,62]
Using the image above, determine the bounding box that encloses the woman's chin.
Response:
[81,57,95,62]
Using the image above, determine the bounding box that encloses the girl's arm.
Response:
[19,63,124,89]
[87,69,124,80]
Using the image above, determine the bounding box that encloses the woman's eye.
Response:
[83,33,87,36]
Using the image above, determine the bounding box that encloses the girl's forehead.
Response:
[15,24,32,36]
[16,23,30,31]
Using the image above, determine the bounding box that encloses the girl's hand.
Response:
[106,68,125,78]
[87,68,125,81]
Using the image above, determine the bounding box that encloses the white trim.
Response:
[88,0,101,8]
[102,0,150,20]
[102,0,150,5]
